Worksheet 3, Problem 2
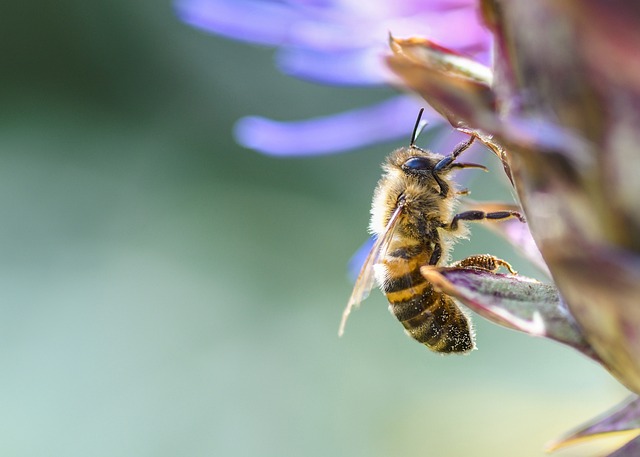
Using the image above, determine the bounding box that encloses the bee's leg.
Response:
[433,135,476,172]
[452,254,517,274]
[432,135,477,196]
[449,162,488,172]
[429,241,442,266]
[426,228,443,265]
[448,210,525,231]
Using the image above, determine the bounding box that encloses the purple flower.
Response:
[175,0,491,155]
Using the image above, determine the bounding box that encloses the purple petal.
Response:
[278,7,493,81]
[234,96,438,156]
[177,0,493,84]
[175,0,303,46]
[275,48,391,85]
[395,0,478,10]
[388,7,492,63]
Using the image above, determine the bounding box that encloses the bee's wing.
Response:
[338,203,404,336]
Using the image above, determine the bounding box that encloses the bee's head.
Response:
[396,146,441,179]
[384,146,442,182]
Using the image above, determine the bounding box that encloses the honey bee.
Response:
[339,109,523,354]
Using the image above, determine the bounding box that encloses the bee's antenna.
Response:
[410,108,428,147]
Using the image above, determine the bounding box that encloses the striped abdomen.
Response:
[382,243,475,354]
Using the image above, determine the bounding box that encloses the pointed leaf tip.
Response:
[548,396,640,453]
[607,435,640,457]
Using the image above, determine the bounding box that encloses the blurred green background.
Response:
[0,1,628,456]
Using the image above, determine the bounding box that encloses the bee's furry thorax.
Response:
[369,145,464,248]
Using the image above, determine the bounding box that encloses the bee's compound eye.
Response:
[402,157,431,171]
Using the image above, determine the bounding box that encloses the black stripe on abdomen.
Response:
[391,292,474,353]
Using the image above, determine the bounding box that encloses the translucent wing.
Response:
[338,203,405,336]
